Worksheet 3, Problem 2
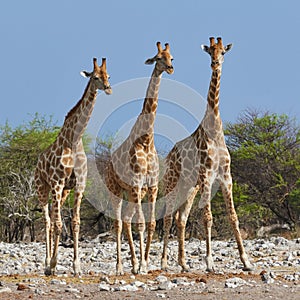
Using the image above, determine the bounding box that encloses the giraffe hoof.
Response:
[181,266,190,273]
[44,268,52,276]
[116,268,124,276]
[116,263,124,276]
[205,267,215,273]
[139,266,148,275]
[116,271,124,276]
[242,266,253,272]
[131,267,139,275]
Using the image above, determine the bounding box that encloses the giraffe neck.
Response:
[206,68,222,118]
[58,81,98,146]
[128,67,162,144]
[195,68,223,140]
[141,67,163,117]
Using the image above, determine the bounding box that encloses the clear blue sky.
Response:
[1,0,300,135]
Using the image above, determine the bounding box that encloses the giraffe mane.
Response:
[63,81,92,123]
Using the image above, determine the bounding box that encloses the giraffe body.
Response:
[105,42,174,275]
[35,58,111,276]
[161,37,252,272]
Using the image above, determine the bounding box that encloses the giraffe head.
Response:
[145,42,174,74]
[201,37,232,71]
[81,57,112,95]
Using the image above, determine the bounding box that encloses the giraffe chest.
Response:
[110,143,159,189]
[38,143,86,184]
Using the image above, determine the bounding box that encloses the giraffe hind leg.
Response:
[35,177,52,276]
[72,186,83,276]
[220,179,253,271]
[123,200,139,274]
[161,186,178,271]
[42,202,52,276]
[110,190,124,276]
[176,186,199,272]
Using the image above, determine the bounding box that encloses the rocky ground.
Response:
[0,235,299,299]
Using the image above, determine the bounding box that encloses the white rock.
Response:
[134,280,145,287]
[225,277,247,288]
[0,287,12,293]
[65,287,80,293]
[118,284,139,292]
[156,275,168,283]
[157,293,166,298]
[98,283,111,291]
[158,281,177,290]
[50,279,67,285]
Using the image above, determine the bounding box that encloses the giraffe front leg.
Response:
[220,180,253,271]
[202,201,215,272]
[161,214,172,271]
[136,201,147,274]
[49,186,64,275]
[72,187,83,276]
[42,203,52,276]
[35,179,52,275]
[161,187,178,271]
[176,186,198,272]
[144,186,158,266]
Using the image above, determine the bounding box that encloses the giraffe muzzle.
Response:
[104,86,112,95]
[166,65,174,74]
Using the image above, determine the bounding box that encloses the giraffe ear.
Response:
[145,57,156,65]
[201,45,210,53]
[224,44,233,53]
[80,71,92,78]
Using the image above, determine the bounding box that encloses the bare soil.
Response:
[0,269,299,300]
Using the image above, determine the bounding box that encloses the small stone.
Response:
[0,287,12,293]
[225,277,247,288]
[261,272,275,284]
[196,277,207,284]
[134,280,145,287]
[172,277,190,286]
[98,283,110,291]
[34,288,44,295]
[65,287,81,293]
[17,283,30,290]
[156,293,166,298]
[50,279,67,285]
[119,280,126,285]
[156,275,168,283]
[118,284,139,292]
[99,275,110,284]
[158,280,176,290]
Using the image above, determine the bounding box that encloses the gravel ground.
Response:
[0,236,299,299]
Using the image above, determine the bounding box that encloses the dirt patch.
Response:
[0,270,299,300]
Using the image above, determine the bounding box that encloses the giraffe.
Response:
[161,37,252,273]
[35,57,112,276]
[105,42,174,275]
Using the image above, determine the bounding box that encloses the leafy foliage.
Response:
[0,114,59,242]
[225,109,300,232]
[1,109,300,242]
